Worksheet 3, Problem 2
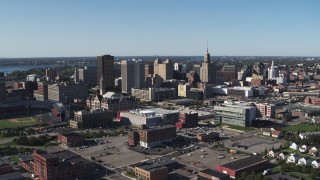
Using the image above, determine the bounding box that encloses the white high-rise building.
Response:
[268,61,279,79]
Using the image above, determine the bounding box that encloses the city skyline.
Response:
[0,0,319,57]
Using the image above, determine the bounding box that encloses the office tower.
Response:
[222,64,236,81]
[145,63,154,77]
[253,62,265,76]
[154,59,173,81]
[100,74,106,95]
[96,54,115,90]
[45,68,59,81]
[268,61,279,79]
[48,83,88,103]
[0,81,6,102]
[34,82,49,101]
[200,49,216,84]
[121,60,145,93]
[78,65,97,88]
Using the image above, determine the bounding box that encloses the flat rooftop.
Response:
[200,169,229,179]
[130,157,177,171]
[219,156,267,171]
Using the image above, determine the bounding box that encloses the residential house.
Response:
[261,128,283,138]
[311,160,320,168]
[277,152,288,160]
[298,157,311,166]
[272,130,284,138]
[309,146,319,157]
[299,132,320,139]
[261,128,272,136]
[287,153,299,163]
[290,142,298,150]
[267,150,276,158]
[299,145,308,153]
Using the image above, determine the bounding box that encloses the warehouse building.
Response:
[215,156,268,179]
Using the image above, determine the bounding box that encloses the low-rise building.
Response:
[138,125,176,148]
[135,166,168,180]
[197,132,219,142]
[119,108,179,127]
[33,149,96,180]
[69,109,113,129]
[127,157,180,180]
[215,156,268,179]
[198,168,230,180]
[87,92,137,114]
[131,88,176,102]
[57,132,86,147]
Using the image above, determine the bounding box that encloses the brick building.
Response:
[33,150,96,180]
[255,103,276,118]
[215,156,268,179]
[127,157,180,180]
[33,150,60,180]
[197,132,219,142]
[69,109,113,129]
[57,132,86,147]
[128,125,176,148]
[176,112,198,129]
[305,96,320,106]
[198,169,230,180]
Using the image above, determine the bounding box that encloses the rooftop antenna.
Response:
[206,39,208,53]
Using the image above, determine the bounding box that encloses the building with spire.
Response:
[200,47,216,84]
[268,61,279,79]
[100,74,106,95]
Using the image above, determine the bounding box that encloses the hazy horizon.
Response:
[1,0,319,57]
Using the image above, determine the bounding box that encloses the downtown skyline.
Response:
[0,0,319,57]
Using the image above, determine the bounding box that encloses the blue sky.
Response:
[0,0,319,57]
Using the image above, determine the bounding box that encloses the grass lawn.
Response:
[283,123,319,132]
[0,117,39,129]
[222,124,255,132]
[10,155,20,164]
[271,165,312,180]
[125,172,136,178]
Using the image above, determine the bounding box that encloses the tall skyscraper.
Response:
[78,65,97,88]
[97,55,115,90]
[121,60,145,93]
[222,64,236,81]
[174,63,182,72]
[145,63,154,77]
[268,61,279,79]
[45,68,59,81]
[200,48,216,84]
[0,81,6,102]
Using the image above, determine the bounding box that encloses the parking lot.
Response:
[71,135,160,168]
[224,136,283,154]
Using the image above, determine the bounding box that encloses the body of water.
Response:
[0,65,57,75]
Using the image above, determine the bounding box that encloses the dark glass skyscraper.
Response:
[96,55,115,90]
